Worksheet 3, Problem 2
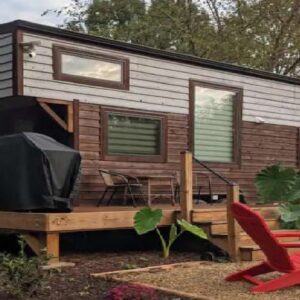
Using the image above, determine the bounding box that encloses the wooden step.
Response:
[207,219,279,235]
[240,245,300,261]
[240,245,264,261]
[213,232,300,247]
[192,205,279,223]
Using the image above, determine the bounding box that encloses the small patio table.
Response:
[137,175,177,206]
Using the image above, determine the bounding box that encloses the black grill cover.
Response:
[0,132,81,212]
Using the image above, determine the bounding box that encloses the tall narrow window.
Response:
[53,45,129,90]
[102,109,166,162]
[191,81,242,164]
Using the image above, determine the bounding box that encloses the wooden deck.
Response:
[0,205,179,233]
[0,202,280,264]
[0,203,252,233]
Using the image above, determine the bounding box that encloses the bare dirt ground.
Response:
[0,251,200,299]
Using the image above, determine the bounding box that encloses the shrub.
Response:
[0,236,52,299]
[134,207,207,258]
[106,283,158,300]
[255,164,300,228]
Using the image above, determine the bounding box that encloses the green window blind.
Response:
[107,113,162,156]
[194,86,236,163]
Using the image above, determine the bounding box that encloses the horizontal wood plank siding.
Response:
[0,33,12,98]
[78,103,188,205]
[22,33,300,127]
[77,103,298,205]
[193,122,298,203]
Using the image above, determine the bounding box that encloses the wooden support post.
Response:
[23,232,60,264]
[73,99,80,151]
[226,184,240,262]
[180,151,193,222]
[45,233,60,263]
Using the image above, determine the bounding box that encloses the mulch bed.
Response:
[100,261,300,300]
[0,250,201,299]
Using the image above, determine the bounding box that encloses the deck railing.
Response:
[180,151,240,261]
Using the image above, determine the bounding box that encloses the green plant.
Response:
[0,236,52,299]
[255,164,300,228]
[134,207,207,258]
[255,164,297,203]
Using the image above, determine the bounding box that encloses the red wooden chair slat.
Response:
[225,202,300,293]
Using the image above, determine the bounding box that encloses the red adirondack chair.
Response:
[226,202,300,293]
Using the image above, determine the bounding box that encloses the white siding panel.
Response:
[22,33,300,126]
[24,86,184,114]
[0,33,12,98]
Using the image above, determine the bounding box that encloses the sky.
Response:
[0,0,72,26]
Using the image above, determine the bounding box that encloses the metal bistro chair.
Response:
[97,169,146,207]
[193,171,213,204]
[173,171,213,204]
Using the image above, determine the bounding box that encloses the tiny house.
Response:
[0,20,300,206]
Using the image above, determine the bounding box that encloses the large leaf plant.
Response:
[255,164,300,228]
[134,207,207,258]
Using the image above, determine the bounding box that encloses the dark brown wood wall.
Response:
[78,103,188,205]
[77,103,299,205]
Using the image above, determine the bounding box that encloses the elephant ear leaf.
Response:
[177,219,207,239]
[169,224,178,244]
[134,207,162,235]
[255,164,296,203]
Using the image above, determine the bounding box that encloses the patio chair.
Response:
[97,169,146,207]
[225,202,300,293]
[174,171,213,204]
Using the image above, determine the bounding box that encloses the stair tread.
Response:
[197,218,278,225]
[240,245,260,250]
[213,229,293,238]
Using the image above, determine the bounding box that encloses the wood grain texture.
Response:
[77,103,299,205]
[78,103,187,204]
[180,151,193,222]
[21,33,300,127]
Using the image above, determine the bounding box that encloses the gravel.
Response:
[111,261,300,300]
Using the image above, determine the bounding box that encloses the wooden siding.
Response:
[22,32,300,127]
[0,33,13,98]
[78,103,188,205]
[77,103,298,205]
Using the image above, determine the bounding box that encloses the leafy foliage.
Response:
[134,207,162,235]
[177,219,208,239]
[255,164,297,203]
[0,237,52,299]
[255,164,300,229]
[279,204,300,229]
[44,0,300,77]
[134,207,207,258]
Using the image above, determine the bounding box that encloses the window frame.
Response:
[189,80,243,166]
[53,45,130,90]
[101,107,167,163]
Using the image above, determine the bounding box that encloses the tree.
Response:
[44,0,300,77]
[203,0,300,76]
[42,0,90,32]
[86,0,146,42]
[139,0,213,56]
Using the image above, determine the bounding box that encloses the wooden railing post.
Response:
[227,184,240,262]
[180,151,193,222]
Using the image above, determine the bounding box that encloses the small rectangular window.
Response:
[102,109,166,162]
[190,80,242,164]
[53,45,129,90]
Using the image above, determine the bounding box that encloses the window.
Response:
[190,80,242,164]
[102,109,166,162]
[53,45,129,90]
